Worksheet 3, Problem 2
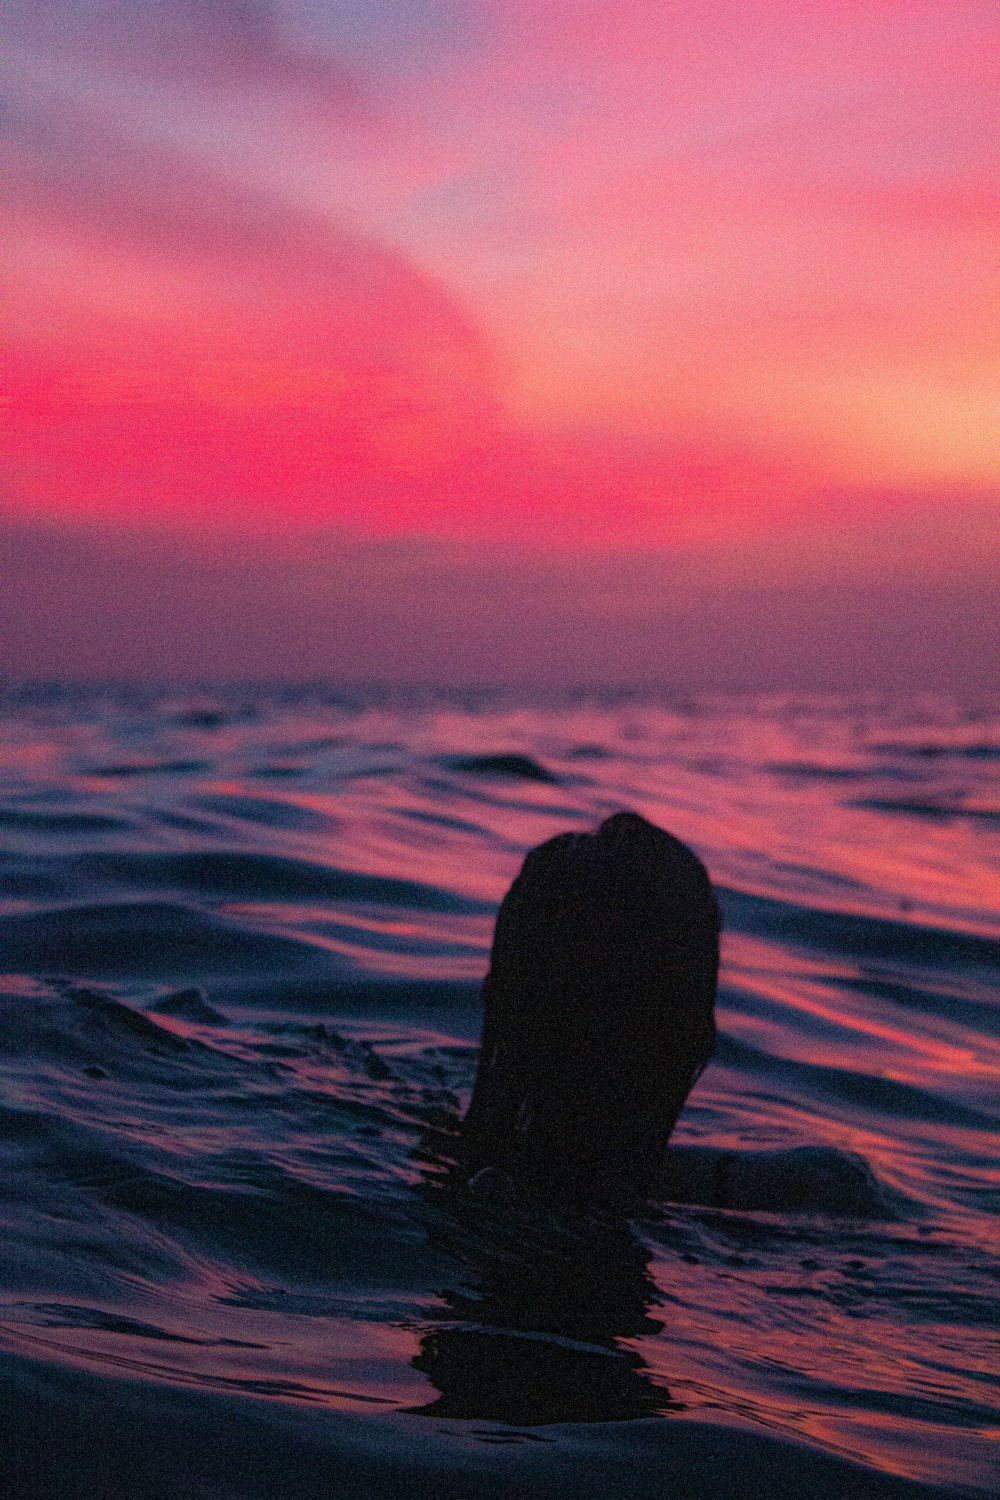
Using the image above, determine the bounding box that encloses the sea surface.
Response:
[0,684,997,1500]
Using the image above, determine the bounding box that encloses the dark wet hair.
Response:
[461,811,720,1210]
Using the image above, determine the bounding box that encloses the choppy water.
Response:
[1,685,997,1500]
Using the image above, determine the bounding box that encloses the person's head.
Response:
[462,811,720,1209]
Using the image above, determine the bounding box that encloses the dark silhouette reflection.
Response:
[409,1201,680,1425]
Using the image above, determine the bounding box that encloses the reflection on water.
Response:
[412,1326,672,1426]
[411,1206,676,1424]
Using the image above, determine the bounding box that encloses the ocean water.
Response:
[0,684,996,1500]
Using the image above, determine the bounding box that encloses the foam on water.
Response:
[0,685,997,1499]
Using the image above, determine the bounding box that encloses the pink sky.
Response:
[2,1,997,683]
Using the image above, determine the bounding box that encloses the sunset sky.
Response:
[3,1,997,685]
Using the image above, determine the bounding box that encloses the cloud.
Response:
[2,52,505,530]
[7,1,357,98]
[2,0,996,659]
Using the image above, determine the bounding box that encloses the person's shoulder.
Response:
[658,1144,894,1217]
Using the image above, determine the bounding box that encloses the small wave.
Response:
[0,983,219,1069]
[193,794,332,832]
[445,753,559,783]
[772,860,866,891]
[72,851,492,914]
[869,741,1000,761]
[718,885,1000,972]
[0,900,323,979]
[256,1023,398,1082]
[209,976,482,1025]
[5,1304,266,1348]
[714,1033,996,1131]
[829,973,993,1028]
[85,761,210,779]
[149,988,228,1024]
[399,806,493,838]
[848,798,1000,823]
[767,762,869,781]
[171,709,231,729]
[69,988,191,1052]
[0,807,129,834]
[280,736,352,754]
[0,871,75,901]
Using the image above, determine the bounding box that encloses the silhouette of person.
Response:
[408,812,884,1425]
[461,811,719,1211]
[458,810,886,1217]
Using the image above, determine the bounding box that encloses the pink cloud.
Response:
[2,0,996,678]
